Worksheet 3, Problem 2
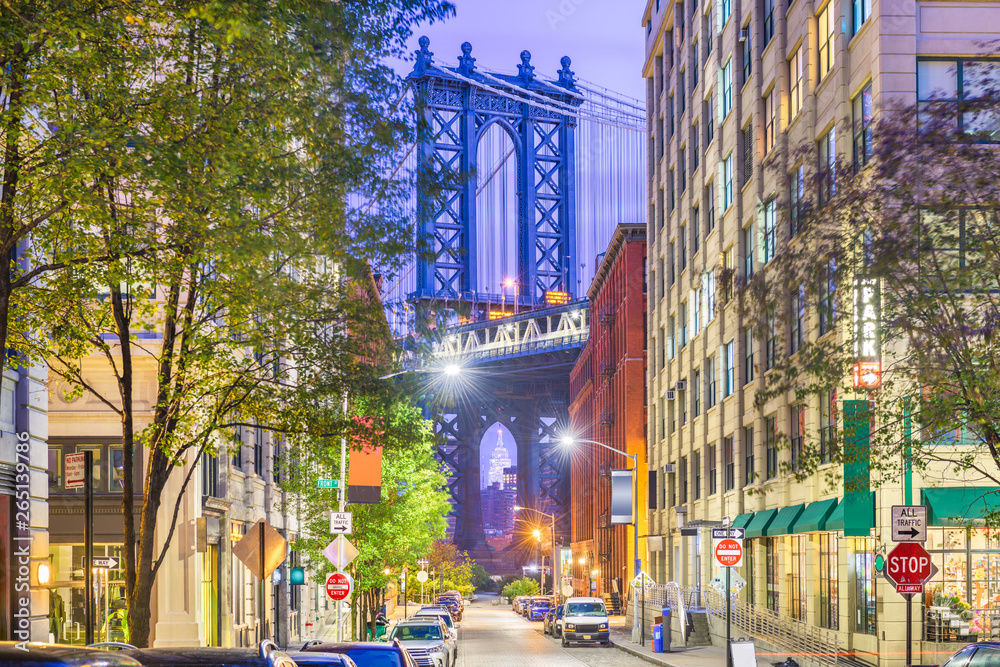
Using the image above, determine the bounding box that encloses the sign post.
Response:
[326,572,353,602]
[885,541,937,667]
[713,525,744,667]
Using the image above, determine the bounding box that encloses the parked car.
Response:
[511,595,525,612]
[942,643,1000,667]
[0,643,143,667]
[412,607,459,641]
[299,640,418,667]
[528,597,553,621]
[124,641,301,667]
[436,595,463,620]
[560,596,611,647]
[543,604,565,637]
[416,604,455,621]
[387,618,457,667]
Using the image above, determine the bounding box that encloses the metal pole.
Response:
[552,514,558,610]
[633,453,641,644]
[260,526,267,640]
[641,578,646,647]
[84,451,94,645]
[726,567,732,667]
[337,391,348,642]
[906,593,913,667]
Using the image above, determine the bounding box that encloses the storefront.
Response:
[46,544,128,644]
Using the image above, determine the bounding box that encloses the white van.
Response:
[560,597,610,647]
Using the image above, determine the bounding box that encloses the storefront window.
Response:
[820,533,839,629]
[77,446,102,491]
[48,446,63,489]
[926,527,1000,641]
[47,544,126,645]
[109,447,125,490]
[853,538,877,634]
[765,537,779,612]
[788,535,806,620]
[0,496,10,640]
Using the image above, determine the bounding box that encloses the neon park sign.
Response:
[853,277,881,389]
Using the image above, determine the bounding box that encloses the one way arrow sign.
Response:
[891,505,927,542]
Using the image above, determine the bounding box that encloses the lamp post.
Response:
[515,506,558,611]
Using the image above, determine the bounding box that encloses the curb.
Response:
[610,639,688,667]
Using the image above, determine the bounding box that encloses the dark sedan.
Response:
[542,605,564,636]
[123,641,301,667]
[0,642,143,667]
[528,598,553,621]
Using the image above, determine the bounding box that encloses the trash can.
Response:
[652,624,664,653]
[662,607,672,652]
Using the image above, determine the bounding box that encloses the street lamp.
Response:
[560,436,640,583]
[514,505,558,610]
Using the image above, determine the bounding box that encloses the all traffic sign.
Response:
[891,505,927,542]
[885,542,937,595]
[326,572,353,601]
[715,539,743,567]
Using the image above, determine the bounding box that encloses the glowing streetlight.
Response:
[443,363,461,377]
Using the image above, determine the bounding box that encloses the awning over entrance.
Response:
[826,492,874,533]
[764,504,805,536]
[791,498,839,533]
[745,508,778,538]
[732,513,754,530]
[922,487,1000,526]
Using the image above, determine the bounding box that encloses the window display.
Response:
[926,528,1000,641]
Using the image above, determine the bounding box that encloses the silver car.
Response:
[389,619,457,667]
[412,607,459,642]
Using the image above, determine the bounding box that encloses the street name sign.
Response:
[330,511,353,535]
[885,542,937,595]
[326,572,353,601]
[316,479,340,489]
[715,539,744,567]
[712,527,745,540]
[82,556,119,569]
[891,505,927,542]
[65,452,86,490]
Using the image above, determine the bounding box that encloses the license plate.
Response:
[584,635,592,640]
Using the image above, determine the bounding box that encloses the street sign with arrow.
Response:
[891,505,927,542]
[83,556,119,569]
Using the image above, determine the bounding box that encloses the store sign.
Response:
[853,277,881,388]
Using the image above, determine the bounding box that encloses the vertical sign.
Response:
[853,276,881,388]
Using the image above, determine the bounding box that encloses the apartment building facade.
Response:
[569,224,648,600]
[642,0,1000,662]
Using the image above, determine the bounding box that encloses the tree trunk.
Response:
[0,42,26,372]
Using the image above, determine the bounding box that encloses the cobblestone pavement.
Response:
[456,596,650,667]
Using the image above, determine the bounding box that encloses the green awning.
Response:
[765,504,805,536]
[826,492,874,533]
[745,508,777,538]
[922,487,1000,526]
[732,513,754,529]
[791,498,839,533]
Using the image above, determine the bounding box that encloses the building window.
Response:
[742,28,752,86]
[854,538,877,634]
[820,389,837,462]
[765,415,777,478]
[669,399,676,434]
[722,60,733,118]
[725,340,735,397]
[707,356,717,408]
[705,10,713,55]
[693,368,702,417]
[692,42,699,88]
[705,96,715,145]
[232,424,243,469]
[724,436,735,490]
[765,308,778,370]
[820,533,840,630]
[694,451,702,499]
[707,183,715,231]
[789,535,807,620]
[763,198,777,263]
[790,284,805,354]
[273,439,282,484]
[669,95,675,137]
[744,426,755,485]
[790,403,805,469]
[670,168,676,210]
[789,47,803,120]
[680,456,688,501]
[763,0,775,45]
[681,381,688,424]
[669,242,676,285]
[819,258,836,336]
[253,427,264,477]
[853,0,871,34]
[819,127,836,203]
[743,122,754,183]
[724,154,734,209]
[744,326,755,383]
[693,124,700,169]
[917,59,1000,143]
[708,445,717,495]
[853,82,874,169]
[680,303,688,348]
[692,207,699,254]
[667,316,676,359]
[764,89,775,154]
[48,446,63,489]
[202,448,219,498]
[680,146,688,193]
[680,226,687,271]
[721,0,732,26]
[680,69,686,113]
[707,268,716,322]
[817,3,834,80]
[743,224,754,278]
[765,537,779,611]
[788,165,804,237]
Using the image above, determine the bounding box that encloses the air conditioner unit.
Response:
[675,380,687,391]
[665,390,676,401]
[739,27,749,42]
[663,463,676,473]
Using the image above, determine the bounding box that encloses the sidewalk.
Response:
[608,614,728,667]
[316,598,414,641]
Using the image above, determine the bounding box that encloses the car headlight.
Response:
[430,645,448,653]
[599,623,608,630]
[565,623,575,630]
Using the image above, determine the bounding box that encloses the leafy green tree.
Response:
[502,577,540,600]
[17,0,454,646]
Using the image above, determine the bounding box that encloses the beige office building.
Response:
[642,0,1000,662]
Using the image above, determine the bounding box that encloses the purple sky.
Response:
[397,0,647,101]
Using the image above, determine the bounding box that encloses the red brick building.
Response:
[568,224,648,603]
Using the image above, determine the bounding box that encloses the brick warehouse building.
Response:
[568,224,648,606]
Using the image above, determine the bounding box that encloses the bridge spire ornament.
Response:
[457,42,476,75]
[517,50,535,84]
[413,35,434,76]
[557,56,576,88]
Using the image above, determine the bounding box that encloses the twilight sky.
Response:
[397,0,648,101]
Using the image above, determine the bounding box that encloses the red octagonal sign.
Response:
[886,542,935,591]
[326,573,353,601]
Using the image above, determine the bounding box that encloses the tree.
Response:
[741,60,1000,512]
[502,577,540,600]
[22,0,455,646]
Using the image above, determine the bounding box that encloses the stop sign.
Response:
[326,572,353,601]
[886,542,934,585]
[715,539,743,567]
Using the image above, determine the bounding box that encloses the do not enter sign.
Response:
[326,572,353,601]
[715,539,743,567]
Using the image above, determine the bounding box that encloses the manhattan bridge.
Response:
[373,37,645,569]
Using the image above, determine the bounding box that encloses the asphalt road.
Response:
[455,595,650,667]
